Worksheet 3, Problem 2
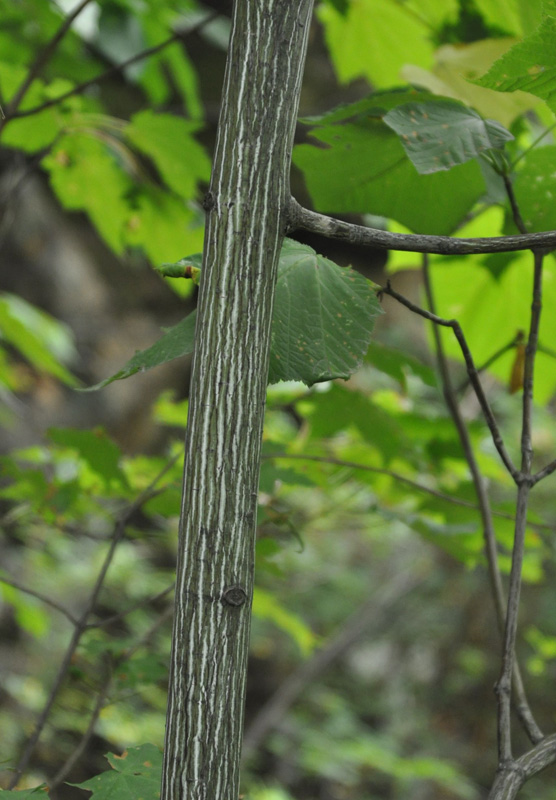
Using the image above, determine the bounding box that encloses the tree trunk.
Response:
[160,2,314,798]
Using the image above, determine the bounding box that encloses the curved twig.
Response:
[0,575,78,625]
[380,282,518,480]
[420,255,542,746]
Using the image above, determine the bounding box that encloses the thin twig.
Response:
[380,281,519,481]
[531,458,556,485]
[421,255,542,745]
[288,199,556,256]
[537,343,556,361]
[263,452,554,533]
[496,250,545,763]
[49,604,173,790]
[503,175,528,235]
[0,575,78,625]
[264,452,479,506]
[49,657,113,790]
[8,453,179,789]
[510,121,556,170]
[3,0,95,120]
[457,334,523,394]
[3,11,220,124]
[85,583,175,629]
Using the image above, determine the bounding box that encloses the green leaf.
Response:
[0,294,78,386]
[0,787,50,798]
[304,384,412,465]
[136,12,203,117]
[0,62,75,153]
[403,40,542,129]
[382,507,482,564]
[268,239,382,385]
[474,0,530,35]
[81,312,198,391]
[476,15,556,114]
[258,462,315,494]
[72,743,162,800]
[161,42,204,121]
[48,428,128,488]
[87,240,381,390]
[293,91,486,234]
[114,654,167,690]
[43,133,133,255]
[509,146,556,232]
[125,187,205,266]
[125,110,210,200]
[317,0,447,88]
[0,581,50,638]
[43,124,206,262]
[383,100,513,174]
[152,391,189,428]
[322,0,349,15]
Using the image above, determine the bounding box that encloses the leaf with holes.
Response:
[383,100,513,174]
[293,90,487,233]
[268,239,382,385]
[86,239,381,390]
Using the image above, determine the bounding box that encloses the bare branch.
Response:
[4,0,95,118]
[3,11,220,124]
[265,452,480,506]
[85,583,175,629]
[49,604,173,790]
[489,734,556,799]
[264,452,554,534]
[531,458,556,485]
[0,575,78,625]
[380,281,519,480]
[288,199,556,256]
[49,658,112,790]
[8,453,180,789]
[421,255,542,746]
[496,250,545,762]
[503,174,528,235]
[457,333,523,394]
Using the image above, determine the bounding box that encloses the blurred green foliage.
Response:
[2,0,556,798]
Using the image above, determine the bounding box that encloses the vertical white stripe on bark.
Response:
[161,2,314,799]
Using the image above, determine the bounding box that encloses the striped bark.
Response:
[161,2,314,799]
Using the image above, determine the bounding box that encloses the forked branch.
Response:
[496,250,545,764]
[379,281,518,479]
[420,255,542,746]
